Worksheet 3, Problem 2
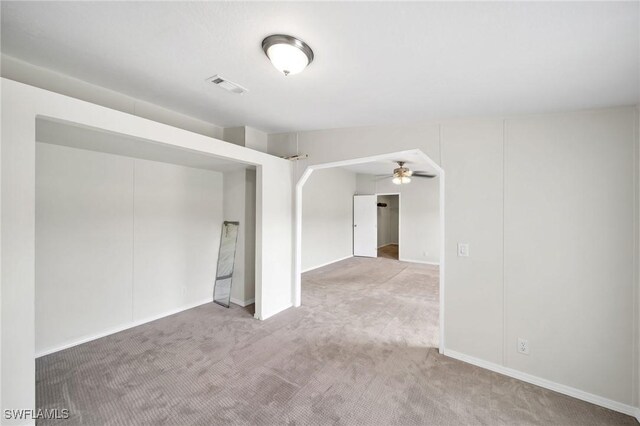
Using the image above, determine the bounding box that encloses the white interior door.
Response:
[353,195,377,257]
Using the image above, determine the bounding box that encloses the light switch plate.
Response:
[457,243,469,257]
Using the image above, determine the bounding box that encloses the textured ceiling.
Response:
[2,2,638,133]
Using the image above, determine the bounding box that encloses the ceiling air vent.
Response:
[206,75,248,95]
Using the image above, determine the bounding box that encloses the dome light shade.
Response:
[262,34,314,76]
[392,177,402,185]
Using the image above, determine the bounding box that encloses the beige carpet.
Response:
[36,257,634,425]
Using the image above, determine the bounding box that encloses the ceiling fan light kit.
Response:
[392,176,411,185]
[392,161,413,185]
[387,161,436,185]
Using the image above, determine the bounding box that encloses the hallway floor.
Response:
[377,243,399,259]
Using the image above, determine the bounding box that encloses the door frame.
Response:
[294,149,446,354]
[376,192,401,259]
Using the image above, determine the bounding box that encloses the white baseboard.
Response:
[302,255,353,273]
[399,257,439,266]
[635,407,640,423]
[258,303,293,321]
[230,297,255,307]
[36,298,212,358]
[444,349,638,417]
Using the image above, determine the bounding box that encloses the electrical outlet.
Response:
[457,243,469,257]
[517,338,529,355]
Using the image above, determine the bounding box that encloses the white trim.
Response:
[444,349,638,417]
[302,255,353,273]
[259,302,293,321]
[36,298,212,358]
[294,167,314,307]
[230,297,255,307]
[399,257,440,266]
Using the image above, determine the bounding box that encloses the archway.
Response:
[294,149,446,353]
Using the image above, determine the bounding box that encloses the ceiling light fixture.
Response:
[385,161,436,185]
[392,162,412,185]
[262,34,314,76]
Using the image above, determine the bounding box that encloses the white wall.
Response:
[132,159,222,319]
[245,127,269,154]
[377,195,399,247]
[220,128,261,306]
[1,79,293,419]
[224,168,247,305]
[35,143,134,354]
[357,174,440,264]
[222,127,246,147]
[302,168,356,272]
[244,169,257,303]
[271,107,638,413]
[35,143,223,355]
[223,168,257,306]
[441,120,505,364]
[222,126,269,154]
[503,111,634,404]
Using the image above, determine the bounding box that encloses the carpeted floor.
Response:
[36,257,634,425]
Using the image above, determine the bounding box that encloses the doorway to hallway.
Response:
[294,149,445,354]
[377,194,399,260]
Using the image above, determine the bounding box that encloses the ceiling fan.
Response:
[379,161,436,185]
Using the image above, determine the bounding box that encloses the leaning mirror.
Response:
[213,221,240,308]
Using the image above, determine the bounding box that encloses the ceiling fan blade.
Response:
[412,173,437,178]
[375,175,393,180]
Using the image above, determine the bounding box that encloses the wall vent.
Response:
[206,75,248,95]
